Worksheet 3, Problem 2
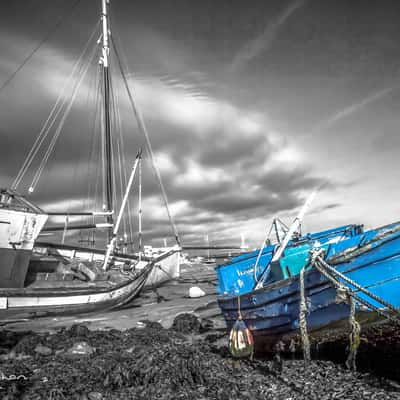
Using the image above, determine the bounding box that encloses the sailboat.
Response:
[216,193,400,354]
[0,0,181,319]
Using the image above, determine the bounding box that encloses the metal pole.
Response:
[138,152,142,260]
[101,0,113,240]
[271,189,317,263]
[103,152,140,270]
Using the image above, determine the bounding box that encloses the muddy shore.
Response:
[0,264,399,399]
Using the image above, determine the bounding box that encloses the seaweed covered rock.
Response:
[171,313,201,334]
[0,323,399,400]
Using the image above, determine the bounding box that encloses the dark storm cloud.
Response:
[197,131,272,167]
[2,0,400,246]
[256,166,328,195]
[194,190,301,216]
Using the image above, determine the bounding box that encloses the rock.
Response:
[171,313,201,333]
[199,317,214,333]
[137,320,163,330]
[34,344,52,356]
[88,392,103,400]
[66,341,95,356]
[189,286,206,298]
[69,324,90,337]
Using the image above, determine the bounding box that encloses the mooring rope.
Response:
[308,249,400,370]
[346,294,361,371]
[299,267,311,365]
[237,294,242,319]
[314,253,400,315]
[311,251,400,325]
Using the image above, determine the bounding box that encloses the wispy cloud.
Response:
[312,86,397,133]
[229,0,307,73]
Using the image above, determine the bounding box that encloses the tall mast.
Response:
[101,0,113,239]
[138,151,143,260]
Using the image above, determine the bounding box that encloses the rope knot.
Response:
[335,285,351,304]
[310,248,325,265]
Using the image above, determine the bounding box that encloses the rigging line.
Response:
[253,220,275,284]
[100,85,106,209]
[87,62,103,234]
[29,42,99,192]
[114,82,135,249]
[0,0,83,94]
[116,138,126,237]
[114,82,134,248]
[83,53,101,242]
[85,62,101,217]
[109,23,137,251]
[113,95,128,242]
[111,35,181,246]
[108,74,123,225]
[12,20,100,190]
[73,41,97,222]
[30,42,99,190]
[108,67,118,216]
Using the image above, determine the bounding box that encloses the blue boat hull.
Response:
[217,222,400,352]
[215,224,363,296]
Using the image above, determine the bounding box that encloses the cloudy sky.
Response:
[1,0,400,248]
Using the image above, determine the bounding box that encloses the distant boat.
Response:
[0,0,181,319]
[216,215,400,352]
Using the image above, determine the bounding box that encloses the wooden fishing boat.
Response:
[0,0,182,319]
[217,219,400,353]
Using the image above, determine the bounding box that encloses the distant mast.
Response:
[101,0,113,239]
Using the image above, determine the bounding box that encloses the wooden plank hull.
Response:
[0,198,181,320]
[218,222,400,352]
[0,264,153,319]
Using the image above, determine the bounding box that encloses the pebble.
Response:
[88,391,103,400]
[67,341,95,355]
[189,286,206,298]
[34,344,52,356]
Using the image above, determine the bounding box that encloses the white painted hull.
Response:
[0,208,47,251]
[145,251,180,287]
[0,207,48,288]
[0,263,152,318]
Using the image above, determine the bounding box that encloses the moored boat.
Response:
[0,0,182,320]
[217,219,400,353]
